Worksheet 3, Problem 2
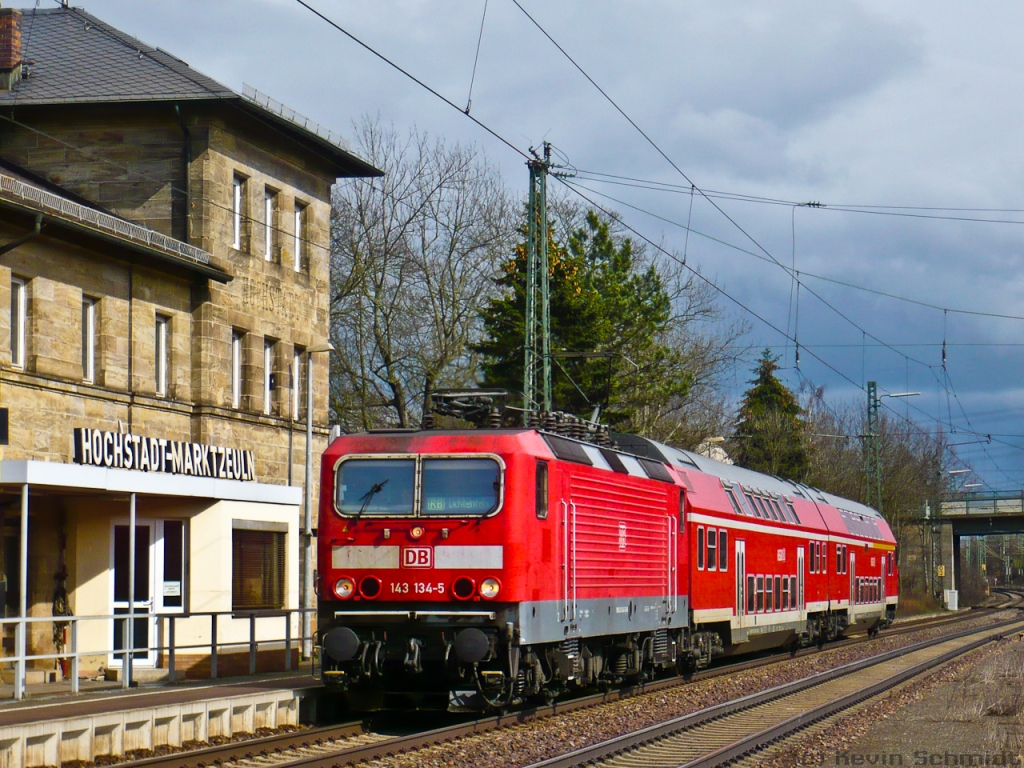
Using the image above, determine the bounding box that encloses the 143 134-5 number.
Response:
[390,582,446,595]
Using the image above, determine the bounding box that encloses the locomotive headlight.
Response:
[409,525,425,540]
[479,577,501,600]
[334,577,356,599]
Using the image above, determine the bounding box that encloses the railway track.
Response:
[116,601,1023,768]
[527,616,1024,768]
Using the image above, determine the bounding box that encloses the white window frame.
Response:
[82,296,96,383]
[231,330,242,409]
[11,277,25,369]
[155,313,169,397]
[264,188,274,261]
[293,202,304,271]
[232,175,243,249]
[263,338,274,415]
[706,526,717,572]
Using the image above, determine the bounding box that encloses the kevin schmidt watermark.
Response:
[833,752,1024,766]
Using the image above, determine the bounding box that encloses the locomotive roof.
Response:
[337,427,884,522]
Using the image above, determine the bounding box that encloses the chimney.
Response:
[0,6,22,92]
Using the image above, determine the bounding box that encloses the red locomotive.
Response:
[317,410,897,710]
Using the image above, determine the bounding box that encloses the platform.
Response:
[0,670,322,768]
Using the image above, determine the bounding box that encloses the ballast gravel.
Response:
[362,612,1019,768]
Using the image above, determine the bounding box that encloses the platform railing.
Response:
[0,608,317,700]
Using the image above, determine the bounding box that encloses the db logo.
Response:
[402,547,432,568]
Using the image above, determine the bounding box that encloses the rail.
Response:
[0,608,316,700]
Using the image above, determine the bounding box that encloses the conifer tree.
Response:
[733,350,807,479]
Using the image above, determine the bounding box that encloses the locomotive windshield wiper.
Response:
[356,479,389,518]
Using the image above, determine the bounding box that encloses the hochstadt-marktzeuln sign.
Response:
[73,428,257,481]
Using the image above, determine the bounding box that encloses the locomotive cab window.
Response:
[422,458,501,516]
[335,455,503,518]
[336,459,415,516]
[535,461,549,519]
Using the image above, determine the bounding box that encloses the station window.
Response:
[264,187,276,261]
[292,345,305,421]
[293,202,306,272]
[232,174,245,250]
[746,575,755,613]
[162,520,186,610]
[10,276,25,369]
[697,526,705,570]
[263,338,276,415]
[232,526,285,610]
[155,313,170,397]
[231,330,243,409]
[82,296,96,383]
[755,576,764,612]
[707,527,717,571]
[718,530,728,571]
[535,461,549,520]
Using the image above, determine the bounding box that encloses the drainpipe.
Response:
[0,213,42,256]
[174,104,191,244]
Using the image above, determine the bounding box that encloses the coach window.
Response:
[535,461,549,519]
[697,526,705,570]
[786,500,799,524]
[755,496,773,520]
[774,575,781,611]
[746,575,755,613]
[718,530,728,571]
[725,487,744,516]
[782,577,790,610]
[769,498,784,521]
[422,458,501,516]
[755,576,764,612]
[791,576,798,607]
[336,458,415,516]
[707,528,717,571]
[820,543,827,574]
[809,544,816,574]
[836,544,842,574]
[744,493,761,519]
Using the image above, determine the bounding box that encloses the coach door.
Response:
[796,547,805,616]
[849,551,857,612]
[735,540,746,618]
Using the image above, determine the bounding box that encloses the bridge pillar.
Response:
[938,524,959,596]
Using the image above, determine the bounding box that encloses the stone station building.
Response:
[0,5,379,684]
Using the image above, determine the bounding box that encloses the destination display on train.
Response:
[73,427,257,481]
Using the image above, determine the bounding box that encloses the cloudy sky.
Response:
[29,1,1024,491]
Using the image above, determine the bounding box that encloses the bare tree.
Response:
[330,117,514,429]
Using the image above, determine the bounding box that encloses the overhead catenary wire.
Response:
[289,0,1006,484]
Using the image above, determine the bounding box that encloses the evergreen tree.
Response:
[475,210,690,426]
[732,350,807,479]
